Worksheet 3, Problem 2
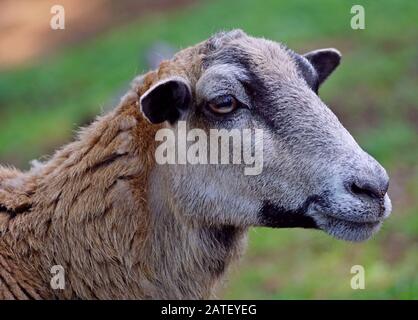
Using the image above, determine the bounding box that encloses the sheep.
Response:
[0,30,391,299]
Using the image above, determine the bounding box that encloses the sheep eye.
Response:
[208,95,238,114]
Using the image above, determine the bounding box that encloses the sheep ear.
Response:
[304,48,341,86]
[139,77,191,124]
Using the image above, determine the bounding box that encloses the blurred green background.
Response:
[0,0,417,299]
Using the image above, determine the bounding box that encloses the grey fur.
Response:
[144,30,391,245]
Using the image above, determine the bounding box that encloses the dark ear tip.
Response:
[305,48,341,61]
[325,48,342,57]
[304,48,342,86]
[324,48,342,64]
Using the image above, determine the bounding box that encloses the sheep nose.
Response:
[346,170,389,202]
[344,150,390,203]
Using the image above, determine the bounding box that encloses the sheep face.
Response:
[140,30,391,242]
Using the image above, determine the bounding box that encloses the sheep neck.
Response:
[144,164,247,298]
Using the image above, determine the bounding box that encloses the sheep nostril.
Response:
[349,181,384,201]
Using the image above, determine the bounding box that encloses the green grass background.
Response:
[0,0,417,299]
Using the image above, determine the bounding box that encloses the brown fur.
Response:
[0,42,247,299]
[1,30,390,300]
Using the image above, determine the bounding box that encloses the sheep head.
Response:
[136,30,391,242]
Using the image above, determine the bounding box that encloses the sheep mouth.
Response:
[305,194,390,241]
[317,212,383,225]
[258,197,384,242]
[312,212,383,242]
